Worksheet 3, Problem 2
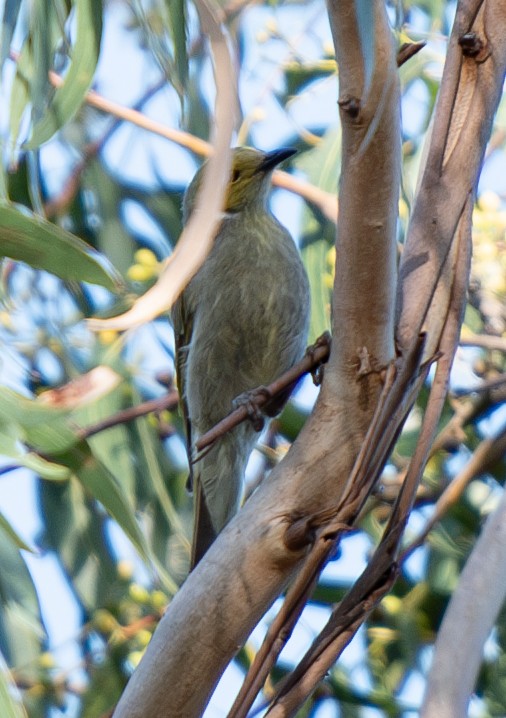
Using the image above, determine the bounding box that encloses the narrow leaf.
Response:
[0,534,45,683]
[0,0,23,71]
[0,661,27,718]
[67,444,178,594]
[25,0,103,148]
[0,201,122,290]
[165,0,188,96]
[0,514,35,553]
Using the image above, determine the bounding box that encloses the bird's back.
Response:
[184,208,309,430]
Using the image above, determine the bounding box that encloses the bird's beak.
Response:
[258,147,297,173]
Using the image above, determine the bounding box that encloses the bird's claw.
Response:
[233,386,272,432]
[306,331,331,386]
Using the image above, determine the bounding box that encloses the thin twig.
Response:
[75,391,179,441]
[194,338,331,456]
[455,371,506,396]
[460,333,506,352]
[396,41,426,67]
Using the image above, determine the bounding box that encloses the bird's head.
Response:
[183,146,296,220]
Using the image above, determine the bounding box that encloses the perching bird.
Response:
[172,147,310,568]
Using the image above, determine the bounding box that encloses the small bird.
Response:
[172,147,310,568]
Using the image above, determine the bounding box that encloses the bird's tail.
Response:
[191,479,218,568]
[190,426,256,569]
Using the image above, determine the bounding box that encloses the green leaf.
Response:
[29,0,55,127]
[282,59,335,99]
[83,160,137,276]
[0,421,72,480]
[8,43,31,154]
[277,401,310,442]
[38,477,118,610]
[296,127,341,341]
[0,1,23,70]
[62,443,178,595]
[0,661,27,718]
[0,201,122,289]
[302,236,332,342]
[165,0,188,98]
[0,533,45,683]
[0,387,78,453]
[80,655,126,718]
[25,0,103,149]
[73,384,136,501]
[0,514,35,553]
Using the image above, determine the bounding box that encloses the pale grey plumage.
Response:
[172,147,310,567]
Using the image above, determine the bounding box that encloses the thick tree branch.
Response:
[420,486,506,717]
[396,0,506,356]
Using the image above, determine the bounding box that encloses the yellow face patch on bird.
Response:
[224,147,296,212]
[183,147,296,219]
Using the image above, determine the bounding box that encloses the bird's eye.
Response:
[231,169,241,183]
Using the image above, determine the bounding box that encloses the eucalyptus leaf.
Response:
[282,59,335,100]
[0,0,23,69]
[296,127,341,340]
[164,0,187,99]
[0,387,78,454]
[62,443,178,594]
[0,201,122,290]
[0,660,27,718]
[0,514,35,553]
[38,477,118,610]
[25,0,103,149]
[0,419,72,479]
[0,534,45,683]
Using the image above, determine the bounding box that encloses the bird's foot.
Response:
[306,331,331,386]
[233,386,272,432]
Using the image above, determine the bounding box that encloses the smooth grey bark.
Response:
[421,489,506,717]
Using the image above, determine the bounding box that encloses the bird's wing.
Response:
[173,291,221,570]
[172,292,194,489]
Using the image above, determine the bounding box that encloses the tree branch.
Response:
[194,336,330,456]
[420,485,506,717]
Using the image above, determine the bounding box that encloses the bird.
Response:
[172,147,310,568]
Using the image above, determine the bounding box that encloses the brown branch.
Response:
[267,215,470,715]
[194,336,331,456]
[233,148,471,718]
[396,41,426,67]
[228,334,429,718]
[456,370,506,395]
[460,333,506,352]
[76,391,179,441]
[268,544,398,716]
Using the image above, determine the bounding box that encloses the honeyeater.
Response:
[172,147,310,568]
